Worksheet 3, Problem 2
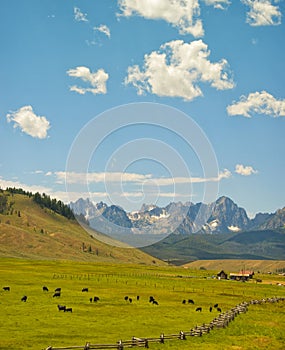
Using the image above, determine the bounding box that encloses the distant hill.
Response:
[183,259,285,273]
[141,229,285,264]
[0,189,164,265]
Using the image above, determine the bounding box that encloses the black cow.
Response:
[43,286,49,292]
[3,286,10,291]
[54,288,61,292]
[214,303,218,308]
[64,307,72,312]
[182,299,186,304]
[129,298,133,303]
[149,296,155,303]
[217,307,222,313]
[57,304,66,311]
[188,299,194,304]
[82,288,88,292]
[209,306,213,312]
[136,295,140,301]
[89,297,93,303]
[124,296,129,301]
[94,296,100,302]
[196,307,202,312]
[21,295,27,302]
[152,300,159,305]
[53,292,61,298]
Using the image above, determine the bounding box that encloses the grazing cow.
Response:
[182,299,186,304]
[129,298,132,303]
[209,306,213,312]
[89,298,93,303]
[43,286,49,292]
[217,307,222,313]
[137,295,140,301]
[94,296,100,302]
[3,286,10,291]
[53,292,61,298]
[149,296,155,303]
[196,307,202,312]
[82,288,88,292]
[188,299,194,304]
[21,295,27,302]
[54,288,61,293]
[124,296,129,301]
[64,307,72,312]
[214,303,218,308]
[57,304,66,311]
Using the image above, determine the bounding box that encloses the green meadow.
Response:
[0,258,284,350]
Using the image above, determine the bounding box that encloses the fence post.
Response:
[117,339,124,350]
[84,342,90,350]
[179,331,186,340]
[160,333,164,343]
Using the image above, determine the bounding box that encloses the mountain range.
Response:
[70,196,285,236]
[69,196,285,261]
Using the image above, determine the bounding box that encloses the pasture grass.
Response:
[0,258,284,350]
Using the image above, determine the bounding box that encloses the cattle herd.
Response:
[2,284,226,314]
[2,285,284,317]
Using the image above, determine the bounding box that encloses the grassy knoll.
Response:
[0,258,284,350]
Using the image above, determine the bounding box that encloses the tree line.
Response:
[1,187,75,220]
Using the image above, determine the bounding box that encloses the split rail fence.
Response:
[44,296,284,350]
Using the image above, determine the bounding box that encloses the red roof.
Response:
[238,270,254,275]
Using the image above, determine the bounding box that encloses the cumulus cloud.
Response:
[67,66,109,95]
[125,39,235,101]
[203,0,231,10]
[93,24,111,38]
[242,0,281,26]
[227,91,285,118]
[6,106,50,139]
[235,164,258,176]
[74,7,88,22]
[118,0,204,37]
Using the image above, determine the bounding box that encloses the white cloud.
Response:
[74,7,88,22]
[118,0,204,37]
[52,170,230,186]
[125,39,235,101]
[235,164,258,176]
[54,171,152,184]
[227,91,285,118]
[6,105,50,139]
[0,178,51,194]
[242,0,281,26]
[203,0,231,10]
[67,66,109,95]
[93,24,111,38]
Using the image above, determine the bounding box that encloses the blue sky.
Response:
[0,0,284,216]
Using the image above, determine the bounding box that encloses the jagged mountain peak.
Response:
[70,196,285,236]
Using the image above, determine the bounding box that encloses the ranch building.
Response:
[217,270,228,279]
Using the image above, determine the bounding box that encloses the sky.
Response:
[0,0,284,216]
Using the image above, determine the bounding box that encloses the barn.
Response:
[217,270,228,279]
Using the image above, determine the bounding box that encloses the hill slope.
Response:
[0,191,164,265]
[142,229,285,264]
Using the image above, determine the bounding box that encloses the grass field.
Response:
[0,258,284,350]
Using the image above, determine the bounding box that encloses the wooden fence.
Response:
[44,296,284,350]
